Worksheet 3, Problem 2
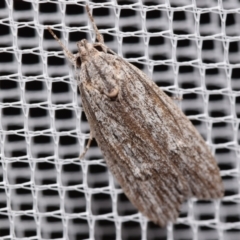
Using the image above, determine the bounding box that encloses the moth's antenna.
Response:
[86,5,104,44]
[47,27,76,66]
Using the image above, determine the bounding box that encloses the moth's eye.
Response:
[76,57,82,67]
[94,45,104,52]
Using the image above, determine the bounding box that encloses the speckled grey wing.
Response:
[80,85,189,226]
[121,59,224,199]
[79,54,223,226]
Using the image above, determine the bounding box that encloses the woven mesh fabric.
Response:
[0,0,240,239]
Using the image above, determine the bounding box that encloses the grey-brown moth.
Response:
[48,5,224,227]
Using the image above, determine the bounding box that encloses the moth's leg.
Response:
[79,132,93,160]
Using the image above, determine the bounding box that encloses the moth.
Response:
[48,5,224,227]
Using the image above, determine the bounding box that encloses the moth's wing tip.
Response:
[152,218,172,228]
[209,180,225,199]
[153,214,179,228]
[194,182,225,200]
[151,201,183,228]
[214,185,225,199]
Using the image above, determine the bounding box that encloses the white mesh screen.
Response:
[0,0,239,239]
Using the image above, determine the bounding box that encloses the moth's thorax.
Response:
[80,48,120,99]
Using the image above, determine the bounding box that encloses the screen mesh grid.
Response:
[0,0,240,239]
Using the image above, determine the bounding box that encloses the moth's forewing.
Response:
[79,50,224,226]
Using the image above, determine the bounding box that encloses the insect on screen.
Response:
[0,0,239,240]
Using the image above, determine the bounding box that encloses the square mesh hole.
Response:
[91,193,112,215]
[14,215,37,238]
[10,189,33,214]
[37,189,60,213]
[68,218,89,240]
[94,220,116,240]
[65,190,86,214]
[87,164,108,188]
[41,216,63,239]
[35,161,57,185]
[62,163,82,186]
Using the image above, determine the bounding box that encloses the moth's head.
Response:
[76,39,106,67]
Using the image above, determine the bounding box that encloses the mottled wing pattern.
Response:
[122,59,224,199]
[80,84,189,226]
[79,52,224,226]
